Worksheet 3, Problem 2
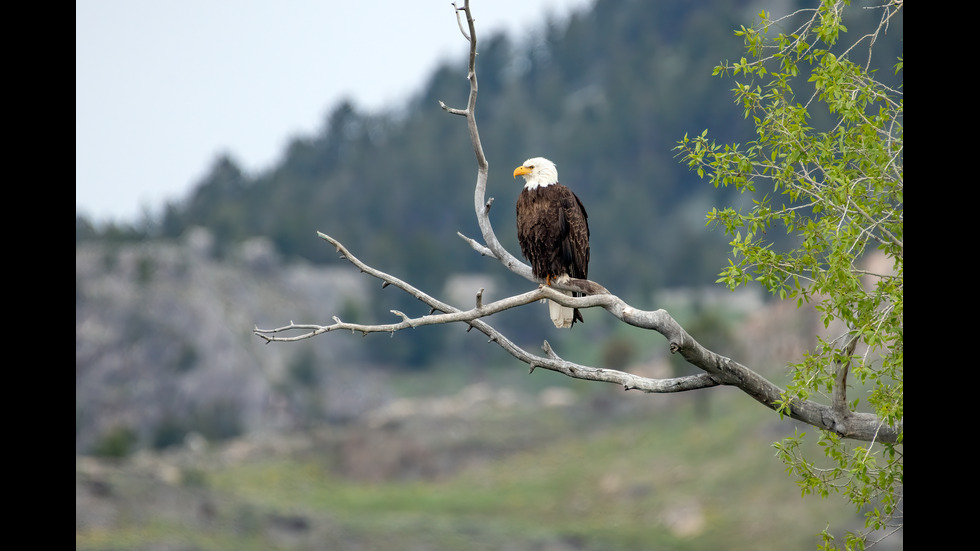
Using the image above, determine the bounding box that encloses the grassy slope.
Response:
[77,377,856,551]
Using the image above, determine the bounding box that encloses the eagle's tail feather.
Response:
[548,290,580,329]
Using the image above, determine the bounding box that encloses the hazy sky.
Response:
[75,1,591,224]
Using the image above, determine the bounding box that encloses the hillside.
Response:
[76,228,390,454]
[74,224,778,457]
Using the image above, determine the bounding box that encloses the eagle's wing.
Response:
[558,186,590,280]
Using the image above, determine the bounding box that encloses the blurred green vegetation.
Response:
[76,388,856,551]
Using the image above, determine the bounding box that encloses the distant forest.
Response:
[76,0,902,365]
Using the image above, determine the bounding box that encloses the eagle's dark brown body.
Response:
[516,182,590,325]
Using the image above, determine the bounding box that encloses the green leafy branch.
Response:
[674,2,902,548]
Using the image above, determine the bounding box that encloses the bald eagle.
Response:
[513,157,590,328]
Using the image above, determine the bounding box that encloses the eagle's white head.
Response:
[513,157,558,190]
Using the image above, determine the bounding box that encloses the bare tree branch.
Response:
[439,1,533,285]
[450,1,470,41]
[253,1,901,445]
[255,232,718,395]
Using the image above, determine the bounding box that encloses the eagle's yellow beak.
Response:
[513,165,532,179]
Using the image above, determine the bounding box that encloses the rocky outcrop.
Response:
[75,228,387,454]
